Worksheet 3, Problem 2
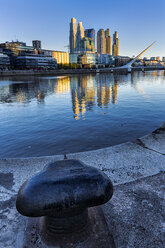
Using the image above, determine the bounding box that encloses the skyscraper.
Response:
[105,29,112,55]
[69,17,77,53]
[85,29,95,42]
[76,22,84,52]
[112,31,119,56]
[84,29,95,52]
[97,29,106,54]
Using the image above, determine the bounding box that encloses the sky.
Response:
[0,0,165,58]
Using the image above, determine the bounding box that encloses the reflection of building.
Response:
[55,77,70,93]
[97,86,111,108]
[97,74,111,108]
[70,75,96,119]
[37,91,45,103]
[71,74,113,114]
[112,79,118,104]
[112,31,119,56]
[0,73,121,119]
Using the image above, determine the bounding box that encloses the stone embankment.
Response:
[0,123,165,247]
[0,66,165,77]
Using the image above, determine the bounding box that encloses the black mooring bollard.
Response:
[16,159,113,233]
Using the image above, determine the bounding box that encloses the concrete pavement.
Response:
[0,123,165,247]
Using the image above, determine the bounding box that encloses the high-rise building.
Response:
[85,29,95,42]
[76,22,84,52]
[69,17,77,53]
[112,31,119,56]
[81,37,95,53]
[97,29,106,54]
[32,40,41,50]
[105,29,112,55]
[69,18,96,53]
[84,29,95,52]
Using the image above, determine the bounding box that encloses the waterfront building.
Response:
[97,29,106,54]
[69,17,77,53]
[143,57,148,61]
[0,53,10,69]
[0,40,69,68]
[32,40,41,50]
[0,41,35,67]
[112,31,119,56]
[69,53,79,64]
[150,57,161,62]
[0,41,34,57]
[52,51,69,64]
[38,49,69,64]
[150,57,157,60]
[76,22,84,52]
[69,52,97,67]
[98,54,115,66]
[78,53,97,67]
[114,56,130,67]
[15,54,57,69]
[38,49,52,57]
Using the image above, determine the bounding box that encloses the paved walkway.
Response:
[0,123,165,247]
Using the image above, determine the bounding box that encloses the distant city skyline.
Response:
[0,0,165,57]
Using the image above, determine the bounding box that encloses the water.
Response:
[0,70,165,158]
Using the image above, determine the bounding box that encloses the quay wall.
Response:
[0,66,165,77]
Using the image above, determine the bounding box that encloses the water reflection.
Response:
[0,71,165,158]
[0,74,121,119]
[1,71,165,120]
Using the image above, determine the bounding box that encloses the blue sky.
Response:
[0,0,164,57]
